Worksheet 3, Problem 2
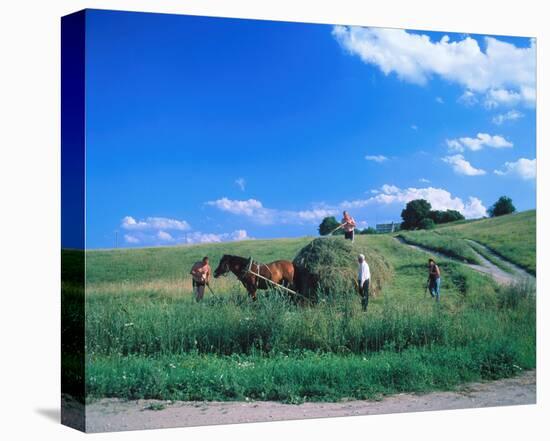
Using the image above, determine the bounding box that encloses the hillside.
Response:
[434,210,536,274]
[85,237,311,285]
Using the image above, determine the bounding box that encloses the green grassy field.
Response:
[76,220,536,403]
[435,210,536,274]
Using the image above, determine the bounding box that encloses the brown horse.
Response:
[213,254,295,301]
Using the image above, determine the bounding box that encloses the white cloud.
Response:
[494,158,536,180]
[341,184,487,218]
[206,198,264,216]
[484,88,522,108]
[435,96,444,104]
[230,229,249,241]
[419,178,430,183]
[332,26,536,107]
[492,110,524,125]
[446,133,513,152]
[157,231,174,242]
[411,124,418,130]
[206,197,338,225]
[365,154,388,162]
[235,177,246,191]
[184,229,250,244]
[124,234,140,244]
[121,216,190,231]
[295,208,339,221]
[457,90,478,106]
[442,154,486,176]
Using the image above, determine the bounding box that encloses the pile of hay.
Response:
[293,237,392,301]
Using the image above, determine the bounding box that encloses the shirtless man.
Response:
[190,256,211,302]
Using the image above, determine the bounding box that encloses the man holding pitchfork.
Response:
[341,211,357,242]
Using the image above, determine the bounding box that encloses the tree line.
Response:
[318,196,516,234]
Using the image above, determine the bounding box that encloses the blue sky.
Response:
[83,9,536,249]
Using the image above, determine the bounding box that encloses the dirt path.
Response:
[464,239,535,284]
[395,237,532,286]
[85,370,535,432]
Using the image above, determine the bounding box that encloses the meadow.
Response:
[77,214,536,403]
[434,210,536,274]
[396,210,536,275]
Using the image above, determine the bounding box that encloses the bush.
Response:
[419,218,436,230]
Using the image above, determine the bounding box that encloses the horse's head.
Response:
[214,255,231,278]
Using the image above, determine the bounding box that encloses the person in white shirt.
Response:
[357,254,371,311]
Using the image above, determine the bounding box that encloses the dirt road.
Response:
[85,371,535,432]
[395,237,534,286]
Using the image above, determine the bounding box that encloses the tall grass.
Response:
[86,286,532,357]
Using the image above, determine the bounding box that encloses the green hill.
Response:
[85,237,311,285]
[435,210,536,274]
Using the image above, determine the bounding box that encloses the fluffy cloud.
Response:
[442,154,486,176]
[206,198,338,225]
[295,208,339,222]
[446,133,513,152]
[419,178,431,183]
[206,198,264,216]
[365,154,388,162]
[332,26,535,107]
[235,177,246,191]
[120,214,250,247]
[492,110,524,125]
[124,234,140,244]
[494,158,536,180]
[157,231,174,242]
[121,216,190,231]
[124,228,250,246]
[184,229,250,244]
[484,88,522,108]
[341,185,487,218]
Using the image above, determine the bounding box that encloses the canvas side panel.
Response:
[61,9,86,433]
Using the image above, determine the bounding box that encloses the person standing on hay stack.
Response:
[190,256,211,302]
[357,254,371,311]
[341,211,357,242]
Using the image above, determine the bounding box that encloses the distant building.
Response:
[376,222,401,233]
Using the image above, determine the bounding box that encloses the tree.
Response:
[488,196,516,217]
[318,216,342,236]
[401,199,432,230]
[429,209,465,224]
[419,218,436,230]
